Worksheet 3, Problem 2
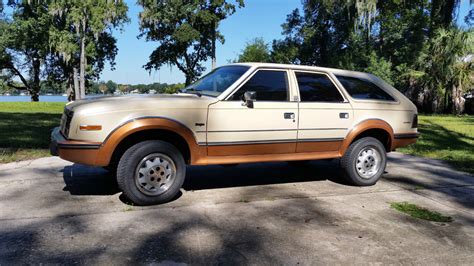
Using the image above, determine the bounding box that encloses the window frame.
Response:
[225,68,293,102]
[334,75,399,104]
[292,70,348,103]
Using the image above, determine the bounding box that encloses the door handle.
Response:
[284,112,295,120]
[339,113,349,119]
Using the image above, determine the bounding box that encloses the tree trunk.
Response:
[319,18,330,66]
[211,21,216,69]
[79,19,87,99]
[67,71,75,102]
[73,67,80,100]
[185,74,193,86]
[452,83,465,115]
[30,56,41,102]
[444,85,451,113]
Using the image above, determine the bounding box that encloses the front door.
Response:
[206,69,298,156]
[292,70,354,153]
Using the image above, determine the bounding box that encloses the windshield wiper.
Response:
[180,88,202,97]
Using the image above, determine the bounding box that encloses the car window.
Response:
[228,70,289,101]
[295,72,344,102]
[182,65,250,97]
[336,75,395,101]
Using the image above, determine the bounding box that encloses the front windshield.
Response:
[182,65,250,97]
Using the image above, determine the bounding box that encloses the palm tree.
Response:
[411,28,473,114]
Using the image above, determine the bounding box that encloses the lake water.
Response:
[0,95,68,102]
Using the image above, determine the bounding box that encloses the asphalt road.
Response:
[0,153,473,265]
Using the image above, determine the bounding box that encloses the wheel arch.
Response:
[339,119,394,155]
[96,117,205,166]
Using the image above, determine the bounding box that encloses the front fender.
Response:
[95,117,205,166]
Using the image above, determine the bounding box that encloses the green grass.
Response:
[398,115,474,175]
[390,202,453,223]
[0,102,64,163]
[0,102,65,113]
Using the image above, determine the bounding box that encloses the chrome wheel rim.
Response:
[134,153,176,196]
[355,147,381,179]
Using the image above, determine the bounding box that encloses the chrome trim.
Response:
[200,128,297,133]
[207,139,295,146]
[299,128,348,131]
[205,137,344,146]
[197,128,347,134]
[224,68,293,102]
[292,70,349,103]
[297,138,344,142]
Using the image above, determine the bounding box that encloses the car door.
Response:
[292,70,354,153]
[206,69,298,156]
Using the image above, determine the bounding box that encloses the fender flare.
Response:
[95,117,205,165]
[339,119,394,155]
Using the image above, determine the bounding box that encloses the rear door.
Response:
[292,70,353,153]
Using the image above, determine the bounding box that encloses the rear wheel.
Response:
[340,137,386,186]
[117,140,186,205]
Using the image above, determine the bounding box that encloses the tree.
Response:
[138,0,243,85]
[0,1,51,101]
[49,0,128,99]
[430,0,457,32]
[271,39,300,64]
[274,1,360,68]
[410,28,473,114]
[273,0,474,114]
[163,83,184,94]
[105,80,117,94]
[207,0,244,69]
[236,38,271,63]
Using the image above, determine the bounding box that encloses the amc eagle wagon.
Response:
[51,63,419,205]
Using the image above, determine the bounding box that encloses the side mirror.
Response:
[242,91,256,108]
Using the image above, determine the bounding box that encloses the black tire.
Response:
[117,140,186,205]
[340,137,386,186]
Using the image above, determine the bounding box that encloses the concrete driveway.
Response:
[0,153,473,265]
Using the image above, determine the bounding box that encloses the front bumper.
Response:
[50,127,65,156]
[50,127,104,166]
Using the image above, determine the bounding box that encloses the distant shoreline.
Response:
[0,95,68,102]
[0,94,120,102]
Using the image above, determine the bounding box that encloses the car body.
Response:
[51,63,419,205]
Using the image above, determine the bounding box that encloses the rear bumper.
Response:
[50,127,104,166]
[392,132,421,150]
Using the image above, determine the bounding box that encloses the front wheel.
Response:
[117,140,186,205]
[340,137,387,186]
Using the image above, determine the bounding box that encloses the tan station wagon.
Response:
[51,63,419,205]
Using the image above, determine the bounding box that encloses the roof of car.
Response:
[228,62,368,76]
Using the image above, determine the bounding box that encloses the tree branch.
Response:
[7,82,27,90]
[5,62,31,90]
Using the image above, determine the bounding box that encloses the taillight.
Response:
[411,114,418,128]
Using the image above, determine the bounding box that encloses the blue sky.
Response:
[5,0,472,85]
[103,0,473,85]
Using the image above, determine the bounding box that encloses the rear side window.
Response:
[336,75,395,101]
[295,72,344,102]
[228,70,288,101]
